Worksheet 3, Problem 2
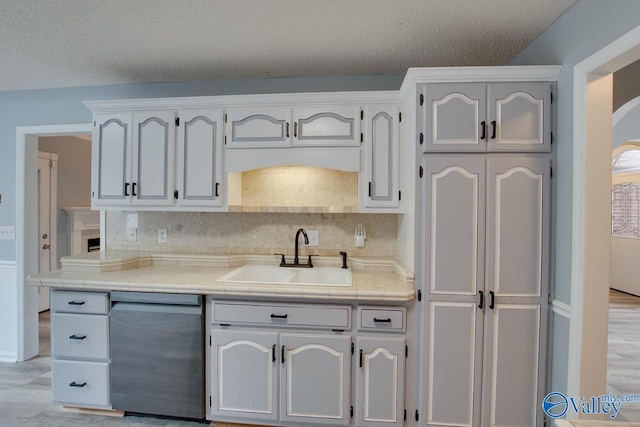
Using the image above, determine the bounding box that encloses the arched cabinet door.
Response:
[92,113,132,207]
[292,105,361,147]
[211,330,279,421]
[422,83,487,152]
[488,83,551,152]
[176,109,224,207]
[225,107,291,148]
[131,111,176,206]
[280,334,351,425]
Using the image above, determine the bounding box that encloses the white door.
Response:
[37,152,58,312]
[356,337,405,427]
[280,333,351,425]
[211,329,279,422]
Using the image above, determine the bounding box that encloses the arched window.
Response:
[612,146,640,237]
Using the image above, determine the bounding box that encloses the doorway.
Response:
[37,151,58,313]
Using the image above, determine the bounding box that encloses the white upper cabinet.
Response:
[131,111,175,206]
[176,109,224,207]
[360,105,400,210]
[225,107,291,148]
[225,105,361,149]
[92,113,132,207]
[92,111,175,208]
[292,105,361,147]
[421,82,552,153]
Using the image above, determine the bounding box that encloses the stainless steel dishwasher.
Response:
[110,291,204,420]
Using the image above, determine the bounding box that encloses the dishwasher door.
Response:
[110,292,204,419]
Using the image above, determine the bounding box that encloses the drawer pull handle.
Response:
[68,301,85,306]
[69,382,87,388]
[373,318,392,323]
[270,314,288,319]
[69,335,86,340]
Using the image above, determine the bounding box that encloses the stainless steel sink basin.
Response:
[217,265,352,287]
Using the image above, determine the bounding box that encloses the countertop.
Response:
[28,251,415,302]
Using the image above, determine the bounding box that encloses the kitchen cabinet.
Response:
[209,300,352,425]
[419,156,549,427]
[225,105,361,149]
[176,109,224,207]
[420,82,551,153]
[50,290,111,409]
[92,111,176,208]
[360,105,400,210]
[356,337,405,427]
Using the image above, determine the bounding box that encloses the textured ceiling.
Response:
[0,0,575,92]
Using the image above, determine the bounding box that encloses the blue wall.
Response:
[0,74,403,261]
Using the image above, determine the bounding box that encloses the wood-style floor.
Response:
[2,295,640,425]
[607,289,640,422]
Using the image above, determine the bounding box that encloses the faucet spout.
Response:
[294,228,309,265]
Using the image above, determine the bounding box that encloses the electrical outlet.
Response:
[127,228,137,242]
[158,228,168,244]
[0,226,15,240]
[306,230,319,247]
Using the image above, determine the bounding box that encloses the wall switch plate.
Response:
[0,226,15,240]
[306,230,319,247]
[126,213,139,229]
[127,228,137,242]
[158,228,168,244]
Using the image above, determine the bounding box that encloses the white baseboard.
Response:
[0,351,17,363]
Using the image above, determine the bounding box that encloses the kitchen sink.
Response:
[217,265,352,287]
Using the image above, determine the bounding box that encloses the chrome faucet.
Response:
[277,228,314,268]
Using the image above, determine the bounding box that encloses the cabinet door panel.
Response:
[177,109,223,207]
[488,83,551,152]
[280,334,351,425]
[132,111,175,206]
[423,84,486,152]
[211,330,278,421]
[356,337,405,427]
[424,301,482,427]
[362,105,400,209]
[424,157,485,295]
[93,113,131,206]
[226,107,291,148]
[293,106,360,147]
[486,158,550,298]
[483,304,541,427]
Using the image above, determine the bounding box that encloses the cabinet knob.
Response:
[42,244,50,250]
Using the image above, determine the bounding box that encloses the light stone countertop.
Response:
[28,251,415,303]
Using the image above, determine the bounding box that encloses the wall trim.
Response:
[0,351,17,363]
[569,24,640,399]
[0,261,17,268]
[551,299,571,320]
[16,123,92,362]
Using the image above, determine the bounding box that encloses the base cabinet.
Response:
[210,328,351,425]
[356,337,405,427]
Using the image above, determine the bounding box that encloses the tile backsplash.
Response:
[106,211,397,258]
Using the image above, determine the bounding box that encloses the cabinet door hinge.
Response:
[551,92,554,104]
[209,396,212,407]
[360,133,363,143]
[404,409,407,421]
[419,165,424,178]
[398,191,402,201]
[548,293,552,304]
[405,345,408,358]
[92,191,94,198]
[419,132,424,145]
[175,117,180,127]
[93,120,96,127]
[209,335,211,346]
[551,167,554,178]
[174,190,179,200]
[350,405,354,418]
[224,113,227,124]
[351,342,354,355]
[415,410,420,422]
[360,110,364,121]
[399,112,402,122]
[224,135,227,145]
[419,93,424,106]
[551,132,554,145]
[418,289,422,301]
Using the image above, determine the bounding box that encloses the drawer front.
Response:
[52,290,109,314]
[52,360,110,407]
[52,313,109,360]
[212,301,351,329]
[359,307,405,331]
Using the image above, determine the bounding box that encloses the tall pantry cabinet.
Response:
[415,82,553,427]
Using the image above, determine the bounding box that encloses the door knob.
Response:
[42,244,51,250]
[42,233,48,239]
